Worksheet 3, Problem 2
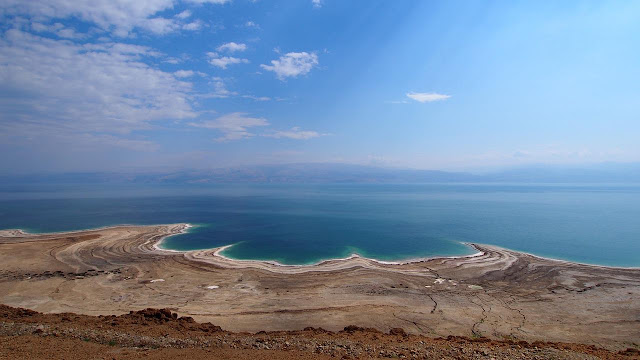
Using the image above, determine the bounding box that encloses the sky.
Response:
[1,0,639,174]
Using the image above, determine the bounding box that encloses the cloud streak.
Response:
[189,113,269,142]
[188,114,326,142]
[406,92,451,103]
[263,127,326,140]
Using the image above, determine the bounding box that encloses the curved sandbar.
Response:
[1,224,639,350]
[183,244,512,276]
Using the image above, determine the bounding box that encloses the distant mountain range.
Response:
[2,162,640,184]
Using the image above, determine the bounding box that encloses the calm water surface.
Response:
[0,183,639,266]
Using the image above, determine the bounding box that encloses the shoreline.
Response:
[2,223,639,348]
[151,223,194,253]
[152,223,640,270]
[3,223,639,270]
[210,243,486,268]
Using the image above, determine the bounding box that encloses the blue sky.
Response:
[1,0,639,173]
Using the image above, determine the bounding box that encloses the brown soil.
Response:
[2,305,638,359]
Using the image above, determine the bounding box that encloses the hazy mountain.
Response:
[1,162,640,185]
[485,163,640,183]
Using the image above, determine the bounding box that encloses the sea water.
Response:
[0,183,639,267]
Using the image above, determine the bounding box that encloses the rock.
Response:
[389,328,407,336]
[303,327,330,334]
[341,325,381,334]
[128,308,178,322]
[619,348,640,356]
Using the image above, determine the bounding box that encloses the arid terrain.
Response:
[1,224,639,359]
[3,305,639,359]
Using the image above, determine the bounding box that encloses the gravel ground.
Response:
[1,305,638,360]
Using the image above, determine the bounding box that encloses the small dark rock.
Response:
[389,327,407,337]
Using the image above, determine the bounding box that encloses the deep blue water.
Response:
[0,183,639,266]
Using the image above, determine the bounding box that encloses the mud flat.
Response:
[1,224,639,351]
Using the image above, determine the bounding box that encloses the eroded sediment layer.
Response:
[1,224,639,350]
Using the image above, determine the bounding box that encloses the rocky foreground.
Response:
[2,305,639,359]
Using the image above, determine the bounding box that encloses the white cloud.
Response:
[55,27,85,39]
[260,52,319,80]
[182,20,203,31]
[207,52,249,69]
[175,10,192,19]
[2,0,174,36]
[186,0,231,3]
[244,21,260,29]
[30,22,86,39]
[0,30,195,138]
[189,112,269,142]
[164,56,185,64]
[143,17,179,34]
[263,127,326,140]
[78,134,159,151]
[217,42,247,52]
[242,95,271,101]
[174,70,197,78]
[406,92,451,103]
[312,0,323,8]
[199,77,236,98]
[0,121,160,152]
[188,114,325,142]
[385,100,409,104]
[0,0,228,37]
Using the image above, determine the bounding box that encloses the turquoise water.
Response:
[0,183,639,267]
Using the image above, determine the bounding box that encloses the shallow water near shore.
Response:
[1,183,640,266]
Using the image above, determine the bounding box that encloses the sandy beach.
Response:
[1,224,639,351]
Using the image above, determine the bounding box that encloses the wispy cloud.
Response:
[312,0,323,8]
[198,77,236,98]
[0,121,160,152]
[175,10,192,19]
[31,22,86,39]
[242,95,272,101]
[263,127,327,140]
[186,0,231,3]
[260,52,319,80]
[174,70,194,78]
[406,92,451,103]
[189,113,269,142]
[1,0,228,37]
[207,52,249,69]
[0,30,195,137]
[182,20,203,31]
[385,100,409,104]
[244,21,260,29]
[188,114,326,142]
[217,42,247,52]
